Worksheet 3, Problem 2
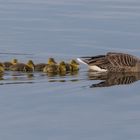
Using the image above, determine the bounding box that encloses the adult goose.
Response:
[77,52,140,72]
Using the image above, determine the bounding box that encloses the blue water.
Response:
[0,0,140,139]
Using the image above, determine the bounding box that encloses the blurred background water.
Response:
[0,0,140,139]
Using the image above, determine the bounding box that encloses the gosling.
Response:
[3,59,18,70]
[70,59,79,71]
[10,60,35,72]
[43,58,58,73]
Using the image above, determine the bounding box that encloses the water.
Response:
[0,0,140,139]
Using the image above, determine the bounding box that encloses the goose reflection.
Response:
[89,72,140,88]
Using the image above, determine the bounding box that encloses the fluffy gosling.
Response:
[70,59,79,71]
[0,63,4,73]
[43,58,58,73]
[3,59,18,70]
[10,60,35,72]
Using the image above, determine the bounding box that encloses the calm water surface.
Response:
[0,0,140,139]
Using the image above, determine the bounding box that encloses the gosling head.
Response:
[59,61,66,66]
[47,58,57,65]
[70,59,79,71]
[59,61,66,73]
[27,60,35,69]
[70,59,79,65]
[11,59,18,65]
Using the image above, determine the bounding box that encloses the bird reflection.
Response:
[89,72,140,88]
[0,73,4,80]
[11,72,34,80]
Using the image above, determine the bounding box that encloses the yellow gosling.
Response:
[11,59,18,65]
[10,60,35,72]
[43,58,58,73]
[58,61,67,73]
[27,60,35,71]
[0,63,4,73]
[36,58,57,72]
[70,59,79,71]
[47,58,57,65]
[3,59,18,70]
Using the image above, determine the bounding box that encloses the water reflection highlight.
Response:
[89,72,140,88]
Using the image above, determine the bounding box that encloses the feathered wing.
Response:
[106,52,137,67]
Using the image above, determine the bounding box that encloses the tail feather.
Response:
[77,58,88,65]
[77,55,106,65]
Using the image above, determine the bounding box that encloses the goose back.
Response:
[78,52,140,72]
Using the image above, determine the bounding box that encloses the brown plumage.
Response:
[10,60,35,72]
[78,52,140,72]
[43,64,58,73]
[3,59,18,70]
[35,63,47,71]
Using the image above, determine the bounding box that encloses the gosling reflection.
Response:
[11,72,34,80]
[89,72,140,88]
[0,73,4,80]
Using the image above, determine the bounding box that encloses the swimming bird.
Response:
[35,58,57,71]
[58,61,67,73]
[70,59,79,71]
[0,63,4,73]
[43,58,58,73]
[77,52,140,72]
[3,59,18,70]
[47,58,57,65]
[10,60,35,72]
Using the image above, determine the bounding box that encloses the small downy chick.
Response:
[3,59,18,70]
[0,63,4,73]
[58,61,67,73]
[43,58,58,73]
[10,60,35,72]
[70,59,79,71]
